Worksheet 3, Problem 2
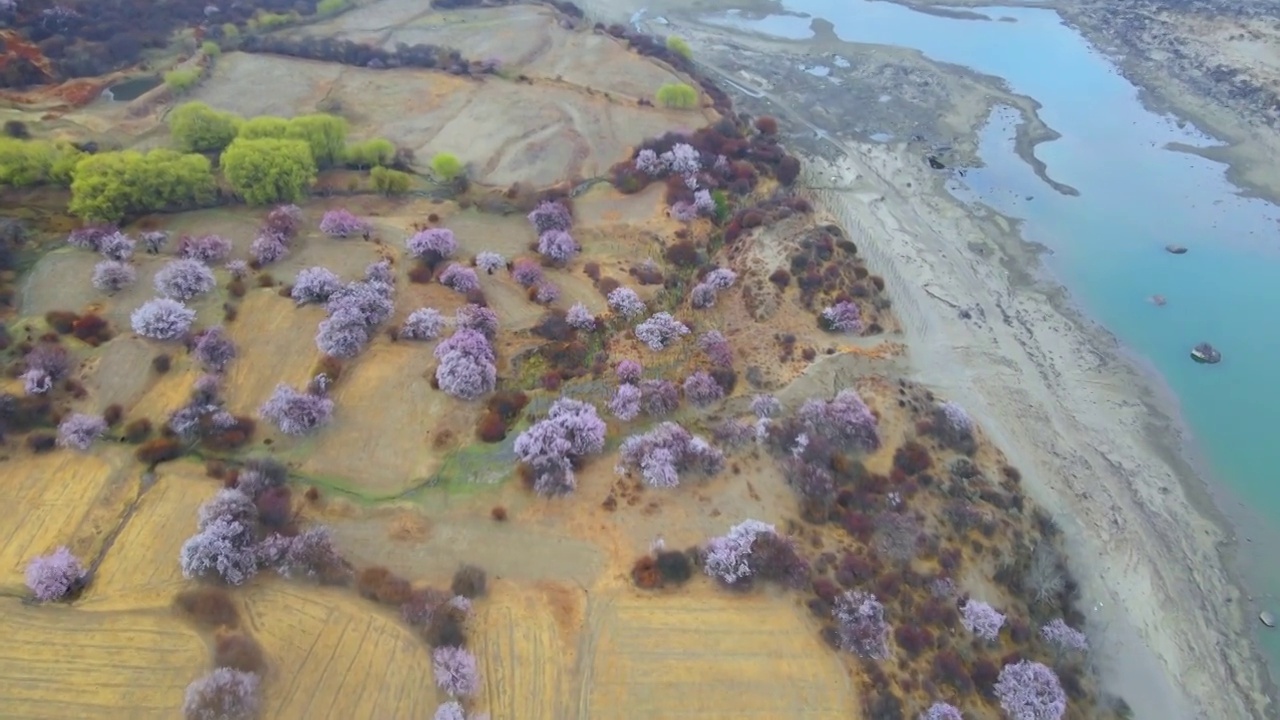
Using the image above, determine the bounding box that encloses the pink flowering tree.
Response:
[511,258,544,288]
[635,312,689,351]
[566,303,595,331]
[291,266,343,305]
[316,279,395,358]
[183,668,261,720]
[250,233,288,265]
[616,421,724,488]
[797,389,880,452]
[21,343,72,396]
[434,328,496,400]
[131,298,196,340]
[994,661,1067,720]
[960,599,1006,642]
[25,547,86,601]
[935,400,975,449]
[177,234,233,263]
[141,230,169,254]
[319,208,370,238]
[639,379,679,416]
[407,228,458,263]
[703,519,808,588]
[439,263,480,294]
[608,383,642,421]
[432,646,480,697]
[616,359,642,383]
[260,383,334,436]
[751,394,782,419]
[98,231,135,261]
[455,304,498,339]
[698,330,733,368]
[513,398,606,496]
[607,287,646,319]
[57,413,107,451]
[67,224,116,251]
[192,326,237,372]
[257,526,343,580]
[537,230,578,265]
[919,702,964,720]
[179,513,259,585]
[475,251,505,274]
[833,590,891,659]
[155,258,216,301]
[533,281,560,305]
[92,260,136,294]
[527,200,572,235]
[1040,618,1088,655]
[820,300,862,333]
[682,371,724,407]
[401,308,445,341]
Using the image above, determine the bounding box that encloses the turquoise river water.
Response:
[706,0,1280,668]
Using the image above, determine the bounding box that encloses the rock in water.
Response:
[1166,244,1188,255]
[1150,295,1167,306]
[1190,342,1222,364]
[1261,611,1275,628]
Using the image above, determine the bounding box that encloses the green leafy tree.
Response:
[656,83,698,109]
[69,150,216,221]
[666,36,692,61]
[317,0,350,14]
[220,138,316,205]
[164,69,202,95]
[343,138,396,169]
[431,153,463,180]
[286,114,348,168]
[0,138,83,188]
[201,41,222,57]
[371,166,412,195]
[169,102,243,153]
[238,115,291,140]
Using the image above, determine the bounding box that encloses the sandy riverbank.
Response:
[804,142,1274,719]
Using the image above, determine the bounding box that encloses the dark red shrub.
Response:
[174,587,239,629]
[214,630,265,673]
[894,625,934,657]
[768,268,791,288]
[893,441,932,475]
[754,116,779,135]
[135,438,183,466]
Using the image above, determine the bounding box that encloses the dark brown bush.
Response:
[151,354,172,373]
[769,268,791,288]
[870,275,886,292]
[102,404,123,426]
[26,433,56,453]
[491,506,507,521]
[777,156,801,185]
[597,276,620,297]
[754,116,779,135]
[376,575,413,605]
[632,264,664,286]
[451,565,487,598]
[475,411,508,443]
[357,567,392,600]
[893,441,932,475]
[256,273,275,288]
[213,629,265,673]
[255,485,293,529]
[174,587,240,629]
[122,418,153,443]
[408,264,433,284]
[486,390,529,421]
[45,310,78,334]
[312,355,343,384]
[655,551,693,584]
[228,278,246,298]
[583,262,601,281]
[631,555,663,589]
[422,604,467,648]
[532,312,576,342]
[223,304,239,323]
[135,438,184,466]
[664,241,699,268]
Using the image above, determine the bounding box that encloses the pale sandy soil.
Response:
[805,145,1272,719]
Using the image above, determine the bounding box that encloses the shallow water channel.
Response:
[706,0,1280,668]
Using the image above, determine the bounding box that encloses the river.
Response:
[703,0,1280,668]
